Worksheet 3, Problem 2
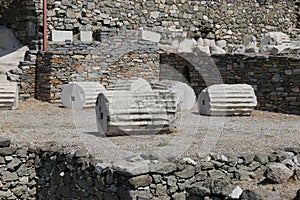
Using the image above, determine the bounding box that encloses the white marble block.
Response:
[61,82,106,109]
[95,90,179,136]
[0,81,18,110]
[198,84,257,116]
[151,80,196,110]
[52,30,73,42]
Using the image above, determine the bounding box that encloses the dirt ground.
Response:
[0,98,300,199]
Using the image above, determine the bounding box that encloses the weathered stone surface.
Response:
[229,185,243,199]
[113,160,150,176]
[126,175,152,189]
[141,30,161,43]
[2,171,18,181]
[198,84,257,116]
[7,158,22,170]
[0,137,11,147]
[240,189,281,200]
[175,165,195,179]
[266,163,293,183]
[187,183,210,197]
[149,162,177,174]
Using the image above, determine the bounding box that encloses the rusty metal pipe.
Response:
[43,0,47,51]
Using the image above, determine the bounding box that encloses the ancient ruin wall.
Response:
[1,138,300,199]
[43,0,299,44]
[1,0,299,45]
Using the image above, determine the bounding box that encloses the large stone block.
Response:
[52,30,73,42]
[141,30,161,43]
[198,84,257,116]
[80,31,93,42]
[95,90,179,136]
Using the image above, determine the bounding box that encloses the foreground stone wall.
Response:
[1,138,300,199]
[160,54,300,115]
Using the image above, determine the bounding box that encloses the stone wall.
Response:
[43,0,299,44]
[1,137,300,199]
[160,53,300,115]
[2,0,299,46]
[34,32,160,103]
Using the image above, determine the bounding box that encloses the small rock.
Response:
[172,192,186,200]
[229,185,243,199]
[187,183,210,197]
[254,154,269,165]
[127,175,152,189]
[175,165,195,179]
[183,157,197,166]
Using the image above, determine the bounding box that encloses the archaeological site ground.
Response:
[0,0,300,199]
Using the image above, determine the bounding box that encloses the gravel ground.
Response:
[0,98,299,162]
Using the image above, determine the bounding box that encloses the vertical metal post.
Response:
[43,0,47,51]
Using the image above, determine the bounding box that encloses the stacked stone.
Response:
[30,34,160,103]
[112,147,300,200]
[1,138,300,199]
[95,90,179,136]
[40,0,298,44]
[0,138,36,199]
[7,50,38,100]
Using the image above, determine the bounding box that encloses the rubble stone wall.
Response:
[1,138,300,199]
[1,0,299,45]
[42,0,299,44]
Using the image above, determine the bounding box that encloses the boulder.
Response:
[266,163,294,183]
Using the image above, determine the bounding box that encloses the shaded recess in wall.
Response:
[159,53,205,96]
[0,0,38,45]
